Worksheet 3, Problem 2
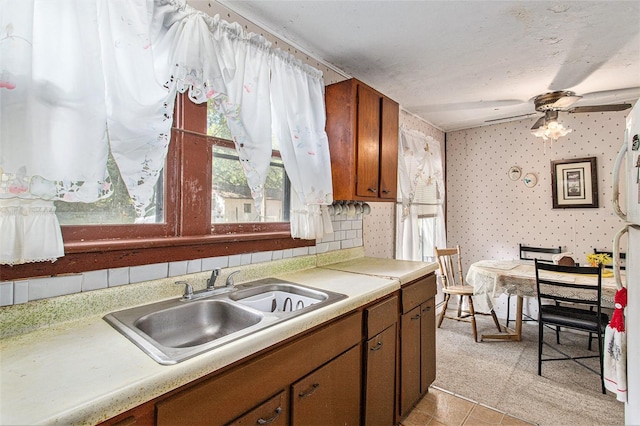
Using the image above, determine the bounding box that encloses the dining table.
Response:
[466,259,620,342]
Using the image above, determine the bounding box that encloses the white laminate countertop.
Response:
[0,260,436,426]
[320,256,437,284]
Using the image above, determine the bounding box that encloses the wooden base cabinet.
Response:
[154,312,362,426]
[228,390,289,426]
[99,275,437,426]
[363,296,398,425]
[291,344,361,425]
[398,275,437,420]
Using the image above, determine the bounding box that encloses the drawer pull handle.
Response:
[381,189,390,194]
[368,187,377,193]
[257,406,282,425]
[411,314,421,320]
[370,341,383,351]
[298,383,320,398]
[422,306,431,312]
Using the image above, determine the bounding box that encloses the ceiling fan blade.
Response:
[484,113,537,123]
[552,95,582,109]
[530,116,546,130]
[567,103,632,113]
[580,87,640,104]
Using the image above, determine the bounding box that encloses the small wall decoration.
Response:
[508,166,521,181]
[551,157,599,208]
[523,173,537,188]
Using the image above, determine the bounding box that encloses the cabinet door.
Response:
[379,96,398,200]
[420,298,436,392]
[364,325,397,426]
[399,305,422,417]
[227,390,288,426]
[291,345,361,426]
[356,84,381,198]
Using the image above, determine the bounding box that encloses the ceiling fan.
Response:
[528,90,632,131]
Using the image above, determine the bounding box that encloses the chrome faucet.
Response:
[174,268,238,302]
[207,268,221,290]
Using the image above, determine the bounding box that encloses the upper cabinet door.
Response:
[325,78,399,202]
[356,84,382,198]
[379,96,399,200]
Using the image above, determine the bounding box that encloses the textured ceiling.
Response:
[195,1,640,131]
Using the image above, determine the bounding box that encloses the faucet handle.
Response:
[226,271,241,287]
[175,280,194,300]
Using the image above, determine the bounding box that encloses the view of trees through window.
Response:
[54,100,288,226]
[55,152,163,225]
[207,101,289,224]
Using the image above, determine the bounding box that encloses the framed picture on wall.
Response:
[551,157,599,209]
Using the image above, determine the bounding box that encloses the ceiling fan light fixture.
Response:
[531,109,572,150]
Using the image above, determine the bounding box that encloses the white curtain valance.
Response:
[0,199,64,265]
[0,0,333,264]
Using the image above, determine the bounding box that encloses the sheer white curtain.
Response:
[395,126,446,261]
[162,5,273,214]
[270,49,333,239]
[0,0,333,264]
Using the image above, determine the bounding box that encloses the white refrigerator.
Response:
[614,100,640,424]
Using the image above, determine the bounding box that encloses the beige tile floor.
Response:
[400,386,537,426]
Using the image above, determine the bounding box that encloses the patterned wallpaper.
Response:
[445,110,630,271]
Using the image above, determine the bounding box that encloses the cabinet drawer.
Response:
[365,295,398,339]
[401,274,436,313]
[227,390,288,426]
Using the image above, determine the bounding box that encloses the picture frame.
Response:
[551,157,599,209]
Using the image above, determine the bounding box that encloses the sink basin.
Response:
[104,278,347,365]
[229,282,330,313]
[134,300,262,348]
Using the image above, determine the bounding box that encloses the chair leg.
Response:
[598,328,606,394]
[506,294,514,329]
[437,294,450,328]
[556,326,561,344]
[538,319,543,376]
[457,295,463,318]
[490,309,502,332]
[588,332,593,351]
[467,295,478,342]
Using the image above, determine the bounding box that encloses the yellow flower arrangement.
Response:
[586,253,612,267]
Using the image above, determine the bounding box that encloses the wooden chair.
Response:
[594,248,626,270]
[505,244,563,329]
[435,246,502,342]
[534,260,608,394]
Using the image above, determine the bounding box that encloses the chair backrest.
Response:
[594,248,626,270]
[534,260,603,315]
[519,244,562,263]
[435,246,464,289]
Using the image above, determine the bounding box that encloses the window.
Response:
[207,104,290,224]
[1,95,311,282]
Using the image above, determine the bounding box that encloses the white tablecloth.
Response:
[466,260,618,312]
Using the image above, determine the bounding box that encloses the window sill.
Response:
[0,233,314,281]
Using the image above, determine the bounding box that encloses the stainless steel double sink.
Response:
[103,278,347,365]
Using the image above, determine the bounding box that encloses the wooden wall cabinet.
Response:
[398,274,437,420]
[325,78,399,202]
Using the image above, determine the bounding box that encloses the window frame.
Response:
[0,95,312,281]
